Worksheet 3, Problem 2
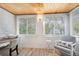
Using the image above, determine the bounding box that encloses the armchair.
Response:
[55,36,76,56]
[0,35,19,56]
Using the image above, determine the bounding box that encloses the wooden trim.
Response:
[15,13,38,15]
[15,12,68,15]
[68,5,79,13]
[43,12,68,14]
[0,7,15,15]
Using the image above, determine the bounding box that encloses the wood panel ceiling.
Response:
[0,3,79,15]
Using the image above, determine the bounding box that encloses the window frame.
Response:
[70,14,79,37]
[16,15,37,35]
[43,14,67,36]
[70,6,79,37]
[16,14,67,36]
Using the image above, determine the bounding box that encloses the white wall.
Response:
[16,13,70,49]
[0,8,16,35]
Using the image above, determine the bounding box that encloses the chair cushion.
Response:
[0,42,10,48]
[0,35,8,40]
[57,40,73,49]
[7,34,18,38]
[61,36,76,43]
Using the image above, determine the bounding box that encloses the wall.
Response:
[16,13,70,49]
[0,8,16,35]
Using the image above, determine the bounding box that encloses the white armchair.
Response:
[55,36,76,56]
[0,35,19,56]
[73,43,79,56]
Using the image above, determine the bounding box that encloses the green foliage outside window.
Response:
[45,23,54,34]
[28,24,36,34]
[73,20,79,33]
[19,17,36,34]
[45,18,64,35]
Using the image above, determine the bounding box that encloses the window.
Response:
[72,16,79,36]
[17,15,36,34]
[28,18,36,34]
[70,7,79,36]
[19,18,27,34]
[45,16,54,34]
[54,16,64,35]
[44,14,65,35]
[17,14,66,35]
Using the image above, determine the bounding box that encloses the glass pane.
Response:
[45,16,54,34]
[54,17,64,35]
[19,18,27,34]
[72,17,79,35]
[28,17,36,34]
